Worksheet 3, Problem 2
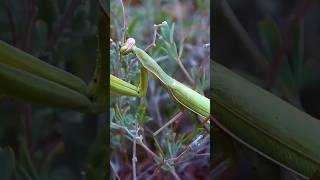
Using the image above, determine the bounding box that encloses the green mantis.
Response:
[111,38,210,119]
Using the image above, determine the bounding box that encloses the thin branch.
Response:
[111,122,159,160]
[153,111,184,136]
[110,162,121,180]
[166,134,210,165]
[137,165,156,179]
[154,88,163,126]
[153,111,184,157]
[132,118,138,180]
[169,168,181,180]
[144,23,164,51]
[143,22,195,85]
[193,153,210,157]
[176,56,195,86]
[119,0,127,43]
[192,55,209,90]
[136,135,158,159]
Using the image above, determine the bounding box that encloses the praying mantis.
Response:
[111,37,210,119]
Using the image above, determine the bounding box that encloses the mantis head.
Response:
[120,38,136,55]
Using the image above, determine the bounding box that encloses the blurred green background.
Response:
[0,1,107,179]
[213,0,320,179]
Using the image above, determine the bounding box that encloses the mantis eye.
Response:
[120,38,135,55]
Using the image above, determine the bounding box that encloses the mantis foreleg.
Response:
[110,66,148,97]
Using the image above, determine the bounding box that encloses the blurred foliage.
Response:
[213,0,320,179]
[0,0,107,179]
[110,0,210,179]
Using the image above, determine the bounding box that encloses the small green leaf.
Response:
[127,17,138,36]
[161,22,171,42]
[170,23,175,43]
[172,42,178,58]
[178,38,185,59]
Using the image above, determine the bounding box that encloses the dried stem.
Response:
[136,135,159,159]
[132,118,138,180]
[144,23,163,51]
[110,161,121,180]
[169,168,181,180]
[176,56,195,86]
[111,122,159,160]
[154,111,184,136]
[119,0,127,43]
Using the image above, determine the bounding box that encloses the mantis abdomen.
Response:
[170,80,210,117]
